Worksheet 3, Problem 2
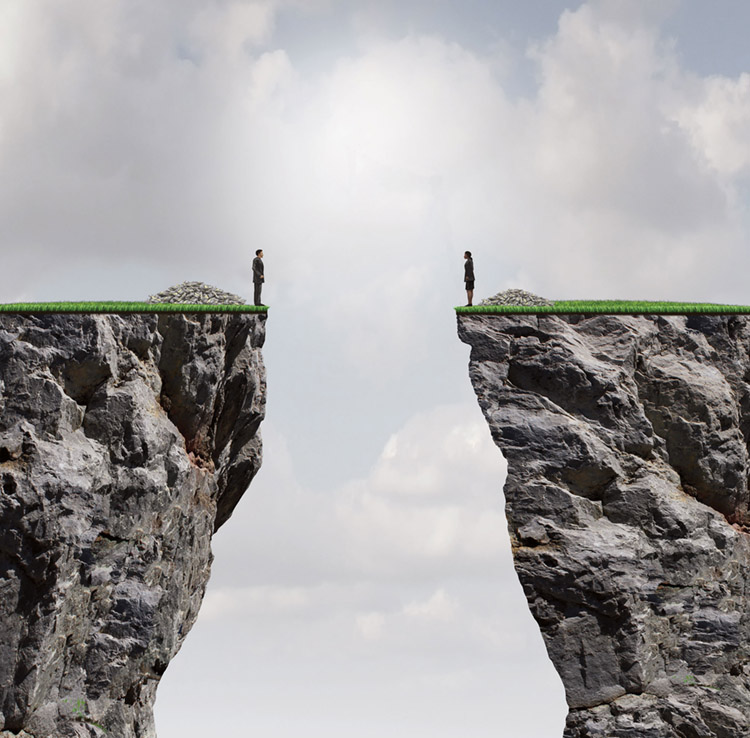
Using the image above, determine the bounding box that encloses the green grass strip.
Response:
[456,300,750,315]
[0,302,268,314]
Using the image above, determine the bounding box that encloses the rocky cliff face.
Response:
[0,312,266,738]
[458,313,750,738]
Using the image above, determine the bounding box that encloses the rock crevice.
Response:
[458,313,750,738]
[0,312,266,738]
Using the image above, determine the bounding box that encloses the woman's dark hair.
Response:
[464,250,472,257]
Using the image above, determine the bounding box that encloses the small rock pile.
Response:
[147,281,246,305]
[479,289,554,306]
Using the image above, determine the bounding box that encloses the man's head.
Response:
[464,251,471,259]
[256,249,263,257]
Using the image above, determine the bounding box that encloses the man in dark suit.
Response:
[252,249,265,306]
[464,251,474,306]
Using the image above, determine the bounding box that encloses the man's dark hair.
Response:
[255,249,263,256]
[464,250,472,257]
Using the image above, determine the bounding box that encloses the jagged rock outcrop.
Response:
[0,312,266,737]
[458,313,750,738]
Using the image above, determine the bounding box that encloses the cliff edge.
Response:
[458,313,750,737]
[0,312,266,737]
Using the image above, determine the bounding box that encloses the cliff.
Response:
[0,312,266,737]
[458,313,750,738]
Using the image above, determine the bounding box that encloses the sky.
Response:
[3,0,750,735]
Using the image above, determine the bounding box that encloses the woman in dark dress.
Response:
[464,251,475,306]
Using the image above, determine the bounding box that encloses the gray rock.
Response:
[147,281,246,305]
[0,312,266,737]
[457,312,750,737]
[478,288,554,306]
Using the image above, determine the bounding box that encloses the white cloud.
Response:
[672,73,750,177]
[171,401,556,737]
[527,2,723,229]
[332,404,508,572]
[186,399,550,734]
[189,2,277,58]
[355,611,385,640]
[200,584,309,621]
[370,406,505,498]
[247,48,296,105]
[211,404,508,590]
[403,588,458,622]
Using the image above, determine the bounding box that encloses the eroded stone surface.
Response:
[458,313,750,738]
[0,312,266,738]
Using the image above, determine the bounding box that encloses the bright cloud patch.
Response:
[201,585,309,621]
[672,73,750,177]
[333,404,508,571]
[210,403,508,596]
[355,611,386,641]
[403,588,459,622]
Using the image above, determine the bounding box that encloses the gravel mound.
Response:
[147,281,246,305]
[479,289,554,307]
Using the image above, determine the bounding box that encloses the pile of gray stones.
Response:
[479,288,554,306]
[147,281,246,305]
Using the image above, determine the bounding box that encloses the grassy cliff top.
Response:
[0,302,268,314]
[456,300,750,315]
